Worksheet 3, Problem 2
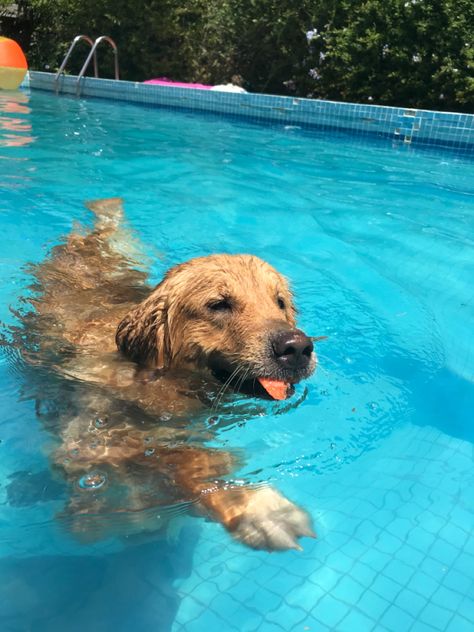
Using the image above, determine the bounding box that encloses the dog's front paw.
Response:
[227,486,315,551]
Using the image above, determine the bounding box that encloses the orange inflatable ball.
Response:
[0,37,28,90]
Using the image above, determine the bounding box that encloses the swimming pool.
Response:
[0,88,473,631]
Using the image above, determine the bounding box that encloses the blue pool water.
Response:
[0,89,473,631]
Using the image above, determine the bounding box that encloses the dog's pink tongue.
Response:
[257,377,290,400]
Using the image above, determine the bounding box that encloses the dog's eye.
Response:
[277,297,286,310]
[207,298,232,312]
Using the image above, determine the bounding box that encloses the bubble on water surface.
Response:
[94,417,108,429]
[78,471,107,490]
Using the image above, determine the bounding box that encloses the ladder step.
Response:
[54,35,119,95]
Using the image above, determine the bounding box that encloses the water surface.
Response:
[0,89,473,632]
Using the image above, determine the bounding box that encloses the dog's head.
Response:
[116,254,316,399]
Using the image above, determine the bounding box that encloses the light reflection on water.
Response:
[0,90,35,149]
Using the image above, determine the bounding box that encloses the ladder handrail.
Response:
[76,36,119,96]
[54,35,98,93]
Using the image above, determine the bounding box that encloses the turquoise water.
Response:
[0,89,473,631]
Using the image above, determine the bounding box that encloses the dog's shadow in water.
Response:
[0,522,200,632]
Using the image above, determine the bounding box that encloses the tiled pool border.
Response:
[24,71,474,153]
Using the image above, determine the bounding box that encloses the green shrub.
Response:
[1,0,472,112]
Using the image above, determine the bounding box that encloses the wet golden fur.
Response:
[115,253,297,373]
[13,198,315,550]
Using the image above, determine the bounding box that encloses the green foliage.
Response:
[1,0,472,112]
[301,0,474,111]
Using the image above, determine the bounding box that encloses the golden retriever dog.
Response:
[10,198,317,551]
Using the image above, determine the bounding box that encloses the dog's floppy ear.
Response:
[116,282,171,369]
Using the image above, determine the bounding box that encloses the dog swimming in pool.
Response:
[8,198,318,551]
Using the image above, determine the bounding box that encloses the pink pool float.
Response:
[144,78,212,89]
[144,77,247,93]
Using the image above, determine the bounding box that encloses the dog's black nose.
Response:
[272,330,314,370]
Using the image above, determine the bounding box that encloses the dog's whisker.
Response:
[213,364,252,412]
[211,365,242,411]
[225,365,249,396]
[219,365,241,394]
[310,335,329,343]
[234,366,252,396]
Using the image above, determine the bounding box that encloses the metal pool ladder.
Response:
[54,35,120,96]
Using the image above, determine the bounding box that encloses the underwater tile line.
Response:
[24,72,474,154]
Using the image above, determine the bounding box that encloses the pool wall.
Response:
[24,71,474,153]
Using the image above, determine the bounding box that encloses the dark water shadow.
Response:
[0,523,200,632]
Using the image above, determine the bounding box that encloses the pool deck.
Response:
[23,71,474,154]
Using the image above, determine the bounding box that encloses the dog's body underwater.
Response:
[9,198,316,551]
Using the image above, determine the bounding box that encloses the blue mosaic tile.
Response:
[407,526,437,550]
[418,557,447,582]
[23,71,474,154]
[285,581,326,610]
[314,566,341,592]
[442,568,472,594]
[451,551,474,578]
[250,624,281,632]
[355,519,381,546]
[332,575,366,603]
[351,561,378,586]
[457,597,474,624]
[447,615,474,632]
[265,602,307,629]
[407,571,442,600]
[371,573,402,600]
[324,549,355,574]
[242,586,282,613]
[381,604,416,631]
[375,531,403,555]
[299,614,332,632]
[311,593,350,628]
[394,589,427,619]
[395,544,425,569]
[419,602,455,630]
[339,608,376,631]
[384,559,416,586]
[410,623,439,632]
[359,547,393,573]
[432,585,466,613]
[430,540,463,567]
[357,589,391,620]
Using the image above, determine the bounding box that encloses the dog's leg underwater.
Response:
[85,197,146,264]
[86,197,124,233]
[158,446,316,552]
